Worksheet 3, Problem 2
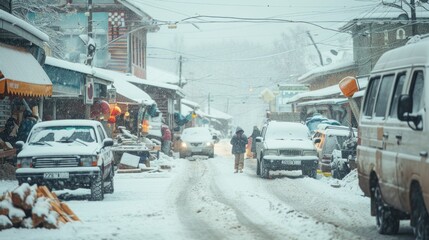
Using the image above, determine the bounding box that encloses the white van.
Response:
[342,35,429,238]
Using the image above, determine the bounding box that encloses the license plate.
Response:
[43,172,69,179]
[282,160,301,165]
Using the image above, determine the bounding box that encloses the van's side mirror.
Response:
[255,136,263,143]
[397,94,412,121]
[313,138,321,144]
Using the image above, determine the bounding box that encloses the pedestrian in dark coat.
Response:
[249,126,261,158]
[230,126,247,173]
[17,110,37,142]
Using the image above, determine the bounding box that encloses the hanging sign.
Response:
[85,77,94,105]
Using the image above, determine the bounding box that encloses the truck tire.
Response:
[374,183,399,234]
[412,186,429,240]
[104,168,115,194]
[260,159,269,179]
[90,172,104,201]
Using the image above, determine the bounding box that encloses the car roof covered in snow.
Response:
[33,120,102,128]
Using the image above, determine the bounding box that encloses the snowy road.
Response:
[0,140,415,239]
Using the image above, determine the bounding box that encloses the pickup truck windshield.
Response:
[28,126,97,144]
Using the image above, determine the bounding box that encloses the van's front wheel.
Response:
[374,184,399,234]
[412,186,429,240]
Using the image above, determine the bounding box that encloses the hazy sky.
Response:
[128,0,392,132]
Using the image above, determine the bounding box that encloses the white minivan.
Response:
[342,35,429,238]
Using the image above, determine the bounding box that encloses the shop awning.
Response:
[0,45,52,97]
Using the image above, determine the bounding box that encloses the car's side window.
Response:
[375,74,395,118]
[409,70,425,116]
[97,126,106,142]
[363,77,381,117]
[389,72,406,118]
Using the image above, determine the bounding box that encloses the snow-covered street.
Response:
[0,140,415,239]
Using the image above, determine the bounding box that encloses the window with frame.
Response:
[375,74,395,117]
[97,126,106,142]
[363,77,381,117]
[410,70,425,115]
[389,72,406,118]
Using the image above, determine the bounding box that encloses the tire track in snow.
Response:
[262,169,414,239]
[174,158,226,240]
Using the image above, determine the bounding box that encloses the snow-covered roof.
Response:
[298,60,356,83]
[297,98,348,107]
[45,57,154,104]
[181,99,200,108]
[180,104,194,115]
[204,107,233,120]
[147,66,186,85]
[45,57,93,75]
[127,77,182,91]
[288,77,368,104]
[0,9,49,43]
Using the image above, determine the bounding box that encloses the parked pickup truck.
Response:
[15,120,114,201]
[255,121,319,179]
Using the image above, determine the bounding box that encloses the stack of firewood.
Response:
[0,184,79,230]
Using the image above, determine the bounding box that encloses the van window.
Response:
[389,73,406,118]
[97,125,106,142]
[375,75,394,117]
[410,70,425,115]
[363,77,381,117]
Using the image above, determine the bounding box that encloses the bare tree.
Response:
[271,27,314,83]
[12,0,69,58]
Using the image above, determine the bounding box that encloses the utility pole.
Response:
[410,0,417,35]
[306,31,323,66]
[208,93,211,115]
[178,55,183,88]
[85,0,93,119]
[226,98,229,113]
[87,0,93,65]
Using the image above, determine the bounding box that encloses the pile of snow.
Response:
[318,169,363,196]
[139,152,175,172]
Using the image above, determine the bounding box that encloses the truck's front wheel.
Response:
[90,172,104,201]
[260,159,269,179]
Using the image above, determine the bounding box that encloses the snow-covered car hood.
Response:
[264,139,315,150]
[18,142,100,157]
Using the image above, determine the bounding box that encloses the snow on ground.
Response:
[0,139,414,239]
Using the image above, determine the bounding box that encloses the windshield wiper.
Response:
[30,141,52,146]
[74,138,88,146]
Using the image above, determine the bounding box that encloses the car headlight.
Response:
[303,150,317,156]
[181,142,187,148]
[80,156,98,167]
[206,142,212,146]
[17,157,32,168]
[265,149,278,156]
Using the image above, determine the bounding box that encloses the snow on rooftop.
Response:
[289,76,368,104]
[298,60,355,82]
[181,99,200,108]
[45,57,154,105]
[204,107,232,120]
[147,65,186,85]
[0,9,49,42]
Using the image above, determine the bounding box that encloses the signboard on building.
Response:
[85,77,94,105]
[108,87,116,103]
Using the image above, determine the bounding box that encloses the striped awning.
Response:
[0,44,52,97]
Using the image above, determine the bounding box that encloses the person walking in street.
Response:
[161,124,172,156]
[249,126,261,159]
[17,110,37,142]
[230,126,247,173]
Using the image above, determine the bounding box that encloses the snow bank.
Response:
[318,169,363,196]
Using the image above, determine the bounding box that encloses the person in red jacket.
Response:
[161,124,172,156]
